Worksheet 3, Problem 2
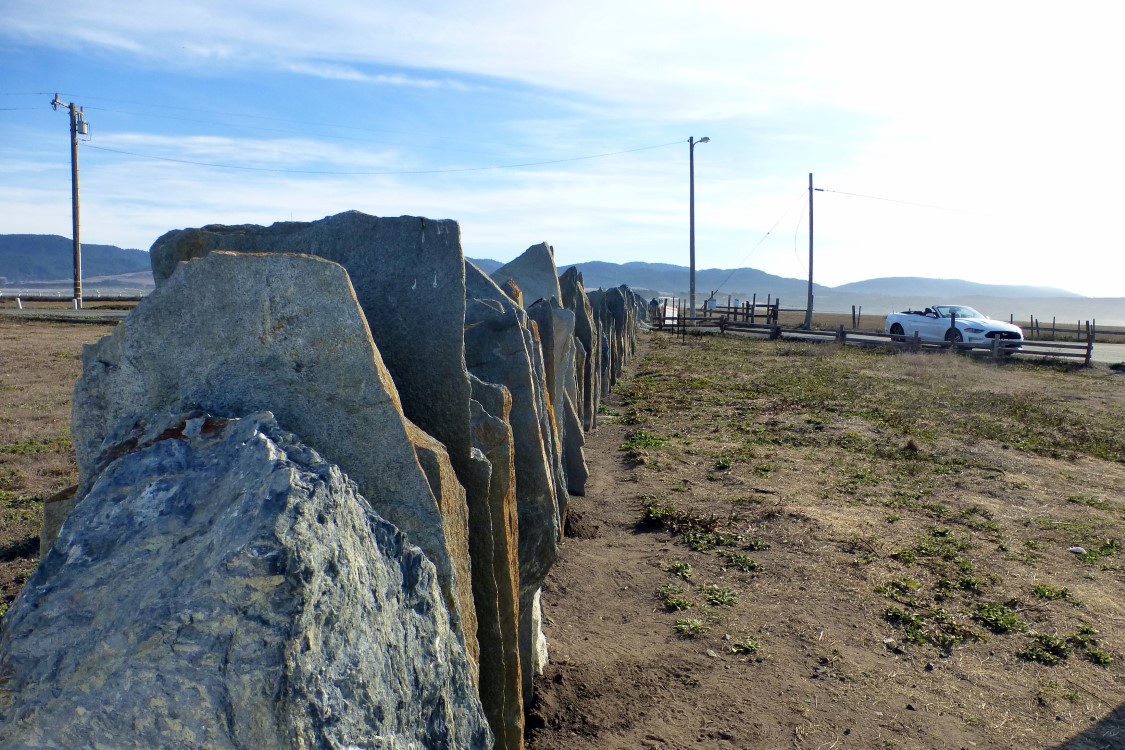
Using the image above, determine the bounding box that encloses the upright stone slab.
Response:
[0,411,490,750]
[527,299,586,501]
[149,211,476,535]
[464,261,559,706]
[587,289,615,397]
[562,393,589,496]
[490,242,562,307]
[464,262,559,592]
[559,267,600,431]
[406,422,479,676]
[70,252,475,658]
[469,376,524,750]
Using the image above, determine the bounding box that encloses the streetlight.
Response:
[689,136,709,324]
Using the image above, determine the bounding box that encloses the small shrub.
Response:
[1032,584,1071,601]
[621,430,667,452]
[1019,634,1069,665]
[665,561,693,580]
[701,585,736,607]
[683,530,740,551]
[1085,648,1113,665]
[1077,538,1121,563]
[722,551,761,572]
[657,584,695,612]
[731,638,760,655]
[1068,494,1110,511]
[673,619,709,637]
[975,603,1024,633]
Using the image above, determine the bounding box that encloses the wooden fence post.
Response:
[837,324,846,343]
[992,336,1001,360]
[912,331,921,352]
[751,294,757,324]
[1085,321,1094,367]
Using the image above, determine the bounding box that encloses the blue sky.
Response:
[1,1,1122,297]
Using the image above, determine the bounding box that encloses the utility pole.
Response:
[803,173,824,329]
[52,94,88,309]
[803,173,814,328]
[688,136,710,324]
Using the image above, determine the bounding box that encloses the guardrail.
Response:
[656,315,1097,366]
[0,293,145,310]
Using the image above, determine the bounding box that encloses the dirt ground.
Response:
[527,330,1124,750]
[2,318,1123,750]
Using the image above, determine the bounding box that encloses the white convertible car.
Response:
[883,305,1024,348]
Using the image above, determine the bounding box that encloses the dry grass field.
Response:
[0,318,114,617]
[1,316,1122,749]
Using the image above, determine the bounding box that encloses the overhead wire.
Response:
[712,189,807,295]
[815,187,981,215]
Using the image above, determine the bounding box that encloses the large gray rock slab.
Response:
[148,211,475,529]
[70,251,475,656]
[468,377,523,750]
[489,243,562,308]
[0,411,491,750]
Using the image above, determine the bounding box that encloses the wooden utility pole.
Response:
[803,172,814,328]
[52,94,87,309]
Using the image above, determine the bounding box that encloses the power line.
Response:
[816,187,982,215]
[84,140,683,175]
[712,190,806,295]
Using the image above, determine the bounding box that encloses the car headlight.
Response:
[964,327,985,333]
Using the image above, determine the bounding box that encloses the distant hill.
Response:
[0,235,150,282]
[7,237,1115,323]
[466,258,503,274]
[833,276,1081,299]
[480,259,829,302]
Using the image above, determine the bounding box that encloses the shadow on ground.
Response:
[1050,702,1125,750]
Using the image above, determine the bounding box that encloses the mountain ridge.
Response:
[0,234,1096,304]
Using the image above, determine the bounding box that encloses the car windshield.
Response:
[935,305,984,319]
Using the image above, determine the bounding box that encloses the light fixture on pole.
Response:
[689,136,709,324]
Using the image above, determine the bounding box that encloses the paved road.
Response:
[1090,342,1125,364]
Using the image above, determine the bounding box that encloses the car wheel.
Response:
[889,323,904,338]
[945,328,963,344]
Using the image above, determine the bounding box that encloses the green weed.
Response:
[1019,634,1069,665]
[974,603,1024,633]
[701,585,736,607]
[673,619,709,637]
[722,551,761,572]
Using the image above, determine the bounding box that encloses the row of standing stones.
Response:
[0,211,644,750]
